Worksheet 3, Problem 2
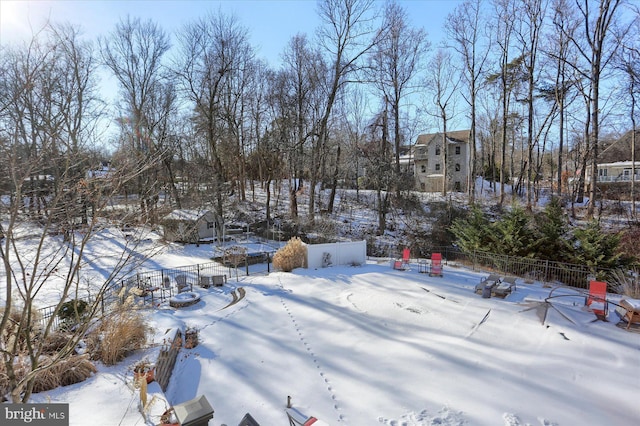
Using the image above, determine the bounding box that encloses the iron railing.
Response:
[425,246,610,290]
[36,252,272,330]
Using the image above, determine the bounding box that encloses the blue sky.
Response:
[1,0,463,66]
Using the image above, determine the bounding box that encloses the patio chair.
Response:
[402,247,410,268]
[175,274,191,293]
[198,275,212,288]
[212,274,227,286]
[615,298,640,330]
[493,276,517,298]
[585,280,608,318]
[429,253,443,277]
[475,274,501,295]
[161,276,172,299]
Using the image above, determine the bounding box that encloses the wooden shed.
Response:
[161,209,216,243]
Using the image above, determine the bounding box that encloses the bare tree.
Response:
[446,0,492,203]
[492,0,519,207]
[0,25,158,403]
[310,0,380,220]
[276,34,326,220]
[370,0,429,195]
[426,49,461,196]
[175,11,252,238]
[100,16,172,223]
[569,0,626,217]
[513,0,547,209]
[618,16,640,217]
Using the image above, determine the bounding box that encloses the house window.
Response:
[455,163,461,172]
[455,146,461,155]
[420,182,425,190]
[454,181,461,192]
[421,164,426,173]
[435,145,441,155]
[598,169,607,177]
[207,221,215,229]
[435,163,441,171]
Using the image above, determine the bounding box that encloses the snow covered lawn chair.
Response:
[475,274,501,295]
[286,407,328,426]
[585,280,608,319]
[615,298,640,330]
[493,276,517,298]
[175,274,192,293]
[160,276,173,300]
[212,274,227,286]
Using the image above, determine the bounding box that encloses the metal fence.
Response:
[428,246,610,290]
[37,252,272,329]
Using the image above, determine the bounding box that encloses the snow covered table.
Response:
[617,298,640,330]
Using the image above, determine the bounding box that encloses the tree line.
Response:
[1,0,639,231]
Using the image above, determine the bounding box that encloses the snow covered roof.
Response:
[415,130,470,146]
[597,161,639,168]
[162,209,212,222]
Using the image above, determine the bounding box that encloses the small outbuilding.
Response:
[161,209,216,244]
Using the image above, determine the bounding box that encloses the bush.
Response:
[273,237,307,272]
[610,268,640,298]
[87,301,147,365]
[57,299,89,331]
[32,355,96,393]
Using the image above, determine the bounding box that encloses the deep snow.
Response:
[23,238,640,426]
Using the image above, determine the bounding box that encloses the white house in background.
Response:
[410,130,471,192]
[86,161,115,179]
[587,129,640,185]
[161,209,216,243]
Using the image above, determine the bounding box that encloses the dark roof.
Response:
[599,129,640,164]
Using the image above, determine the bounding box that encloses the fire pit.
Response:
[169,291,201,308]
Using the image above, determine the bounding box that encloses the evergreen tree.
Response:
[449,205,492,254]
[489,206,535,257]
[571,220,624,278]
[531,197,572,261]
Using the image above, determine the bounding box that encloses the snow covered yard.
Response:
[30,258,640,426]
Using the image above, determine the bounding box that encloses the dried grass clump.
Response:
[88,302,148,366]
[41,332,72,355]
[32,355,96,393]
[610,268,640,298]
[0,306,42,352]
[273,237,307,272]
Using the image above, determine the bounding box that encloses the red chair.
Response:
[402,247,410,267]
[429,253,443,277]
[585,280,608,318]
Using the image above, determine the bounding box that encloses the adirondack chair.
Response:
[429,253,443,277]
[585,280,608,318]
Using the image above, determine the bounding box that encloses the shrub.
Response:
[273,237,307,272]
[87,301,147,365]
[610,268,640,298]
[32,355,96,393]
[57,299,89,331]
[41,332,71,355]
[0,306,42,353]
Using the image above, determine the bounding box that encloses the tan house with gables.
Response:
[411,130,471,192]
